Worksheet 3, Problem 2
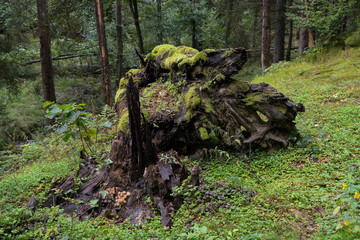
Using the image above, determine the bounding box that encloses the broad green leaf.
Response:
[333,206,341,215]
[199,226,208,234]
[47,105,62,119]
[71,132,79,139]
[62,133,71,142]
[43,101,54,108]
[89,199,99,207]
[99,190,108,199]
[103,121,113,128]
[68,111,81,123]
[57,124,69,134]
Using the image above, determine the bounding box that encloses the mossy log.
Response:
[115,44,305,154]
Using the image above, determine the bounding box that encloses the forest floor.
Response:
[0,46,359,239]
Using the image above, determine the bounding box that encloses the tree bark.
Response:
[156,0,163,44]
[261,0,271,74]
[273,0,286,63]
[286,0,293,61]
[224,0,234,48]
[94,0,112,106]
[129,0,145,54]
[252,5,260,49]
[304,0,315,47]
[191,0,198,49]
[299,27,308,56]
[37,0,56,125]
[115,0,123,86]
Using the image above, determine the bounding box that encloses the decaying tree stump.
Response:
[115,44,304,154]
[43,44,304,226]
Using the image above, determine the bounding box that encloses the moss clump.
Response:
[179,52,208,67]
[115,89,125,103]
[161,46,199,70]
[243,92,269,106]
[214,73,225,82]
[119,77,127,89]
[277,107,287,114]
[221,51,233,58]
[115,69,143,103]
[204,49,216,54]
[202,98,214,113]
[145,44,176,61]
[118,110,129,133]
[209,130,219,143]
[199,127,209,140]
[185,86,201,110]
[237,81,250,92]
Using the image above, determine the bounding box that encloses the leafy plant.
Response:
[43,102,113,156]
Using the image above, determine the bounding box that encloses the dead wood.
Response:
[44,44,304,227]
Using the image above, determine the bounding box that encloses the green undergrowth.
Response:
[0,46,360,239]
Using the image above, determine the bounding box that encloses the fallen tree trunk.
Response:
[21,53,96,65]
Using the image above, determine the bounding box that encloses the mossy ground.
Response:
[0,47,360,239]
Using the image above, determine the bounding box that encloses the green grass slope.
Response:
[0,47,359,239]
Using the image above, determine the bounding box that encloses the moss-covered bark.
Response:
[115,44,304,154]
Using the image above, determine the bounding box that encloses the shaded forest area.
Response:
[1,0,360,239]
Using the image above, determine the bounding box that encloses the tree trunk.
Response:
[94,0,112,106]
[286,0,293,61]
[304,0,315,47]
[224,0,234,48]
[37,0,56,125]
[273,0,286,63]
[115,0,123,86]
[191,0,198,49]
[252,5,260,49]
[261,0,271,74]
[129,0,145,54]
[156,0,163,44]
[299,27,308,56]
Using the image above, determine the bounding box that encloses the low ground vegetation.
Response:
[0,46,359,239]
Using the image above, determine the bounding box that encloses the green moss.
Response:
[145,44,176,61]
[204,49,216,54]
[115,89,125,103]
[209,130,219,143]
[127,68,141,76]
[221,51,233,58]
[202,67,225,86]
[202,98,214,113]
[118,110,129,133]
[185,86,201,110]
[119,77,127,89]
[277,107,287,114]
[237,81,250,92]
[115,69,142,104]
[243,92,269,106]
[199,127,209,140]
[161,46,199,70]
[214,73,225,82]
